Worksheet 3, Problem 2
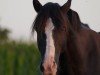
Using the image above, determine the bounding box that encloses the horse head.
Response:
[33,0,72,75]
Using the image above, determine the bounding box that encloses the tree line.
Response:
[0,26,10,43]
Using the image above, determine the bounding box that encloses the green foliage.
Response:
[0,42,41,75]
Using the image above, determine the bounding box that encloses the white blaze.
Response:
[44,18,55,61]
[43,18,57,75]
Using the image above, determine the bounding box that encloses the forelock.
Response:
[32,2,67,33]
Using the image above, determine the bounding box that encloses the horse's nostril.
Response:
[40,63,44,72]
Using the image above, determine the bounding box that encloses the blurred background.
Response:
[0,0,100,75]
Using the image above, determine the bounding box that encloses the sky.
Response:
[0,0,100,41]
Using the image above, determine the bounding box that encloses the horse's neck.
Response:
[58,32,85,75]
[59,28,100,75]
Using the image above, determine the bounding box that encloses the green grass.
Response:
[0,41,41,75]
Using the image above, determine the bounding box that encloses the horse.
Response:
[32,0,100,75]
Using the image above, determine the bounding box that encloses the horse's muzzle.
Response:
[40,57,57,75]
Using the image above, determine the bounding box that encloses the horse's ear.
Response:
[33,0,42,13]
[61,0,72,13]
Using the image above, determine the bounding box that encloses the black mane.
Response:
[67,9,82,31]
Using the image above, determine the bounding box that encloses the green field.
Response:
[0,41,41,75]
